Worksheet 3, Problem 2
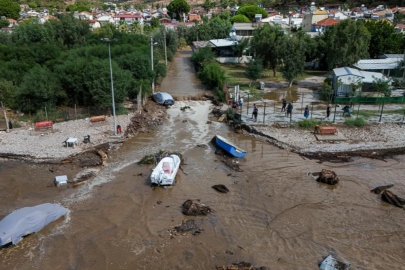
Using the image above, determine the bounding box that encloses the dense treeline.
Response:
[0,15,178,112]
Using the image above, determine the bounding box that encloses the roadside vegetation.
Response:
[345,117,366,127]
[0,15,178,114]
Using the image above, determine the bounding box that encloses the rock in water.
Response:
[212,184,229,193]
[174,219,202,234]
[182,200,212,216]
[316,169,339,185]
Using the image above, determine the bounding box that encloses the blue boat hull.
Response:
[215,136,246,158]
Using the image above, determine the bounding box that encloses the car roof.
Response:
[156,92,173,99]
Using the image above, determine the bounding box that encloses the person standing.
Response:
[326,104,331,120]
[281,99,287,112]
[252,104,258,122]
[304,105,309,119]
[286,102,293,118]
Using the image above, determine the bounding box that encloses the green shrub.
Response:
[298,119,321,128]
[198,62,225,89]
[345,117,365,127]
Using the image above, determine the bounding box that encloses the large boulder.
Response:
[316,169,339,185]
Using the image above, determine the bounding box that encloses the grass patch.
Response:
[345,117,366,127]
[298,119,322,128]
[221,64,328,89]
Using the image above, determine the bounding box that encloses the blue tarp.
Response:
[0,203,68,247]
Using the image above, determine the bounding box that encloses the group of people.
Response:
[238,98,351,122]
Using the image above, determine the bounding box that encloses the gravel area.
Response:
[253,123,405,154]
[0,114,133,160]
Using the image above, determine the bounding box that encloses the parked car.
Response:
[152,92,174,106]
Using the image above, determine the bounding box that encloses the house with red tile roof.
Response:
[188,14,202,23]
[311,18,339,32]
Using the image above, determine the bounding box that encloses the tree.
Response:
[364,20,404,59]
[151,17,160,29]
[320,19,371,70]
[0,0,21,20]
[202,0,215,11]
[191,47,216,71]
[232,37,249,63]
[167,0,190,22]
[17,65,66,112]
[372,76,394,97]
[28,2,37,8]
[0,18,9,28]
[219,0,229,8]
[296,30,318,63]
[235,4,268,21]
[47,14,91,48]
[245,58,263,86]
[279,36,305,87]
[219,11,231,20]
[0,80,16,108]
[198,62,225,89]
[230,14,250,23]
[251,24,285,77]
[208,16,231,39]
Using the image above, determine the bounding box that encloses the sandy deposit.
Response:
[0,114,132,160]
[252,122,405,154]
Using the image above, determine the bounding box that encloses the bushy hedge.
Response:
[345,117,366,127]
[191,47,225,90]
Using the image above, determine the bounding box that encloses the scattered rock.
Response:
[316,169,339,185]
[225,250,234,255]
[207,121,212,124]
[157,248,163,253]
[182,199,212,216]
[197,144,208,148]
[319,255,350,270]
[157,201,162,204]
[182,120,188,123]
[212,184,229,193]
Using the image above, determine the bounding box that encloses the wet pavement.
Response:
[1,50,405,270]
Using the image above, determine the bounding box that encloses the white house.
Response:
[329,10,348,20]
[333,67,389,96]
[74,11,94,20]
[115,14,143,25]
[97,15,115,25]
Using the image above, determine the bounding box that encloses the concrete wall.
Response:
[216,56,253,64]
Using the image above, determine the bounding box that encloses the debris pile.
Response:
[182,200,212,216]
[216,261,269,270]
[126,101,166,136]
[180,106,191,111]
[138,150,183,165]
[316,169,339,185]
[319,255,350,270]
[212,184,229,193]
[371,184,405,209]
[173,219,203,235]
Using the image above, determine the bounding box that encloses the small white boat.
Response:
[150,155,180,186]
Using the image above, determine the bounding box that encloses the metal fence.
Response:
[228,89,405,125]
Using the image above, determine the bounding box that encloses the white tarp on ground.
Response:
[0,203,68,246]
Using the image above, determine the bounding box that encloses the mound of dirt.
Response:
[316,169,339,185]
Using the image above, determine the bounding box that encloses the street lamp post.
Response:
[100,38,117,136]
[150,36,155,93]
[164,31,167,66]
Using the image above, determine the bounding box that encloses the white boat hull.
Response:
[150,155,181,186]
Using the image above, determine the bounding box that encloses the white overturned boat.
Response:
[150,155,180,186]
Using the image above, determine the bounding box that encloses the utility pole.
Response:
[150,36,155,93]
[1,101,9,133]
[100,38,117,135]
[164,31,167,66]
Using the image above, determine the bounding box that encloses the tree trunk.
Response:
[249,80,252,87]
[289,80,293,87]
[272,68,277,77]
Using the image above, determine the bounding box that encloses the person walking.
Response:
[281,99,287,112]
[252,104,258,122]
[286,102,293,118]
[326,104,331,120]
[342,105,351,117]
[304,105,309,119]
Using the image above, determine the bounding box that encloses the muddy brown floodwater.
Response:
[2,50,405,270]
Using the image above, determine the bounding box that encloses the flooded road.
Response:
[2,50,405,270]
[158,47,206,97]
